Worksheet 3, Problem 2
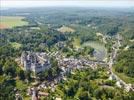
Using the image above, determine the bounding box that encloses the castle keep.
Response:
[21,51,51,73]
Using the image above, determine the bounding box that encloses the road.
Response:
[108,34,134,92]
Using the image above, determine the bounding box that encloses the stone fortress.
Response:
[21,51,51,73]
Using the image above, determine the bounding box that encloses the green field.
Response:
[73,38,81,48]
[57,26,75,33]
[16,80,28,90]
[10,42,22,49]
[0,16,28,29]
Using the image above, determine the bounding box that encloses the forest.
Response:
[114,49,134,78]
[51,68,134,100]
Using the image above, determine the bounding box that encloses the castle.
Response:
[21,51,51,73]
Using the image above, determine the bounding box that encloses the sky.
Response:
[1,0,134,8]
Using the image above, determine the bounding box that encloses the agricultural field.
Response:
[57,26,75,33]
[0,16,28,29]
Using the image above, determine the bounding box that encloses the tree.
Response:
[114,49,134,77]
[0,78,16,100]
[17,69,25,80]
[24,70,31,81]
[66,86,75,97]
[94,88,103,99]
[104,80,116,86]
[0,64,3,75]
[79,91,91,100]
[3,63,16,77]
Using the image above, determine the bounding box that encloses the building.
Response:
[116,81,122,88]
[21,51,51,73]
[109,74,116,80]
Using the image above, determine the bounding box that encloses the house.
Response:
[125,84,133,92]
[109,74,116,80]
[116,81,122,88]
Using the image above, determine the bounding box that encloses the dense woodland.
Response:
[0,8,134,99]
[114,49,134,78]
[51,68,134,100]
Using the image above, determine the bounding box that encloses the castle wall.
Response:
[21,51,51,73]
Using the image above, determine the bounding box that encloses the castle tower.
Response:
[21,51,51,73]
[21,51,27,66]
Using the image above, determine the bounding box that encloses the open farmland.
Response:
[0,16,28,29]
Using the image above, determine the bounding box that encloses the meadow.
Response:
[57,26,75,33]
[83,41,107,60]
[10,42,22,49]
[72,38,81,48]
[0,16,28,29]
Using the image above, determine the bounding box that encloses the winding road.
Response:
[108,34,134,92]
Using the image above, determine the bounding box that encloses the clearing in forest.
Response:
[57,26,75,33]
[73,38,81,48]
[10,42,22,49]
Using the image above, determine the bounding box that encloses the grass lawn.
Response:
[16,80,28,90]
[112,68,134,84]
[0,16,28,29]
[73,38,81,48]
[0,76,5,83]
[10,42,22,49]
[23,96,31,100]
